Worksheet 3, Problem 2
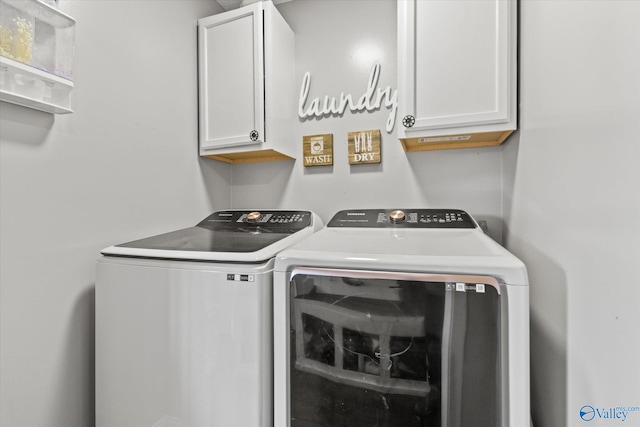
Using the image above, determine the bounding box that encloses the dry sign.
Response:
[348,129,381,165]
[303,134,333,167]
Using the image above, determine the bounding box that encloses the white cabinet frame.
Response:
[398,0,517,151]
[198,1,296,163]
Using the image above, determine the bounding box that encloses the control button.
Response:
[389,210,406,223]
[247,211,262,222]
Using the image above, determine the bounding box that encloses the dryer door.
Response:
[284,268,502,427]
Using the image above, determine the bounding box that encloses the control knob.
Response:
[389,210,406,223]
[247,211,262,223]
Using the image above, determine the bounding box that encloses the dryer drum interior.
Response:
[288,268,502,427]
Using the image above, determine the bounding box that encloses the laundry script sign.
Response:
[298,63,398,133]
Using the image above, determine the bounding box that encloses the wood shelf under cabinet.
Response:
[203,149,294,164]
[400,130,514,152]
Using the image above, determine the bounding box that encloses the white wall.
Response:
[0,1,230,426]
[505,1,640,426]
[229,0,506,242]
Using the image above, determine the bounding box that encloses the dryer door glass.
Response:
[288,268,502,427]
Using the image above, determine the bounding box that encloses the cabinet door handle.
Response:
[249,130,259,141]
[402,115,416,128]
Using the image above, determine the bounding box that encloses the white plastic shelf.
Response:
[0,56,73,113]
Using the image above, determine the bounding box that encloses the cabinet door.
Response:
[199,4,265,152]
[398,0,515,133]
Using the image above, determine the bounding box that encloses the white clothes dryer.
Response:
[96,210,322,427]
[273,209,529,427]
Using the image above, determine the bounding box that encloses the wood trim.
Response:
[400,130,514,152]
[204,149,295,164]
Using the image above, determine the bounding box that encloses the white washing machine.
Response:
[273,209,529,427]
[96,210,322,427]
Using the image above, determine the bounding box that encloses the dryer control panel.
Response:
[327,209,476,228]
[198,210,313,232]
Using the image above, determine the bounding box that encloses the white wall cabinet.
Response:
[198,1,295,164]
[397,0,517,152]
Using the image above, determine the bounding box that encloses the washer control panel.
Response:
[198,210,313,232]
[327,209,476,228]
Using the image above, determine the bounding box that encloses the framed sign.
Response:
[348,129,381,165]
[303,134,333,166]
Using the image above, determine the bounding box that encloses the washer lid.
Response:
[101,210,318,262]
